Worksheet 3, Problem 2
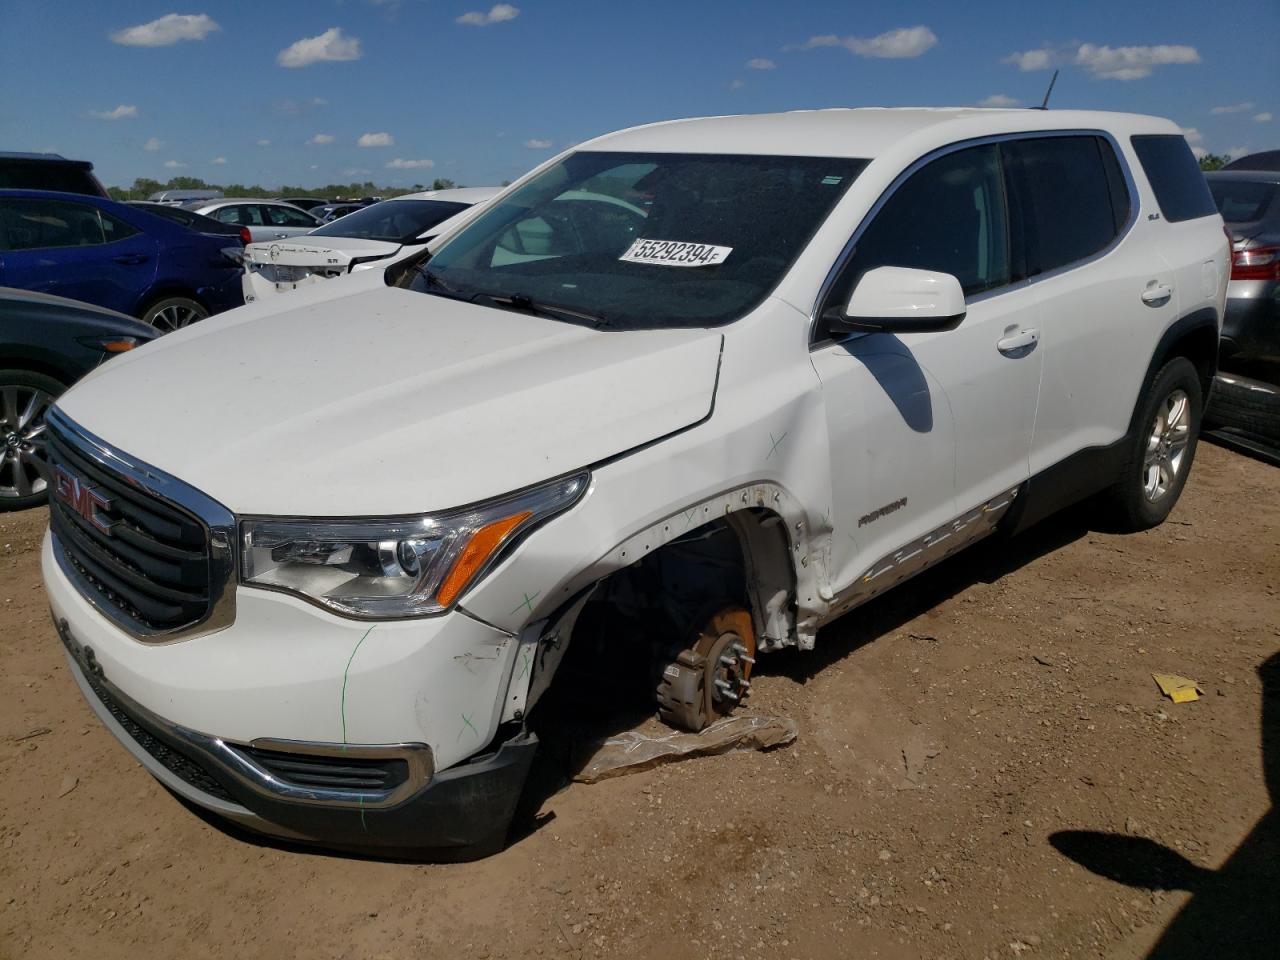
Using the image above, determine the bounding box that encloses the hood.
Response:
[244,236,402,269]
[56,286,723,515]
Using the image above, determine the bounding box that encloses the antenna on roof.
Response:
[1036,70,1060,110]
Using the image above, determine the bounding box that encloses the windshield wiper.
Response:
[411,263,470,301]
[483,293,610,328]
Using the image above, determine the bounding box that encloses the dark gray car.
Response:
[0,287,156,510]
[1207,170,1280,363]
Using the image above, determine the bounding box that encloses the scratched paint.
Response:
[339,625,376,748]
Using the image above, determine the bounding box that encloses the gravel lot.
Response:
[1,441,1277,960]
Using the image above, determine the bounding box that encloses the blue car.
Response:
[0,189,245,331]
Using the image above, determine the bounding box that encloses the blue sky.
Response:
[1,0,1275,190]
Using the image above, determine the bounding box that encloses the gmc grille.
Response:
[44,410,235,639]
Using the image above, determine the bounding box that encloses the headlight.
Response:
[241,473,587,618]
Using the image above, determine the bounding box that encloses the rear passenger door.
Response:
[259,204,318,239]
[1005,134,1171,473]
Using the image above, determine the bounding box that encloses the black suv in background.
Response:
[0,152,109,198]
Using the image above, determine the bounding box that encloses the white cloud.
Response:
[211,156,226,165]
[90,104,138,121]
[456,4,520,26]
[308,133,335,145]
[278,27,361,68]
[1225,145,1250,160]
[729,78,745,90]
[977,94,1021,108]
[387,158,434,169]
[1004,48,1053,71]
[1073,43,1199,81]
[110,13,219,47]
[163,159,185,168]
[1181,127,1203,143]
[1210,102,1253,114]
[1255,112,1273,124]
[1190,145,1208,160]
[257,139,271,147]
[523,138,552,149]
[357,132,394,147]
[746,58,776,70]
[273,96,329,117]
[310,165,319,171]
[787,26,937,59]
[142,136,163,151]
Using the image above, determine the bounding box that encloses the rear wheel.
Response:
[1102,357,1202,531]
[0,370,62,512]
[142,296,208,333]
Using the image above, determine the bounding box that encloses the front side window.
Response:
[0,198,114,250]
[1131,135,1217,223]
[1004,135,1129,275]
[310,199,469,242]
[827,143,1010,312]
[408,151,867,329]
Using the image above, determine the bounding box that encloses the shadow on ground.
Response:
[1050,651,1279,958]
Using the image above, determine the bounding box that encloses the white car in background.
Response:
[181,198,322,242]
[241,187,499,302]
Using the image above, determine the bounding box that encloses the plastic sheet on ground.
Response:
[574,714,797,783]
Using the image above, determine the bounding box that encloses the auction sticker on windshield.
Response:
[619,238,733,267]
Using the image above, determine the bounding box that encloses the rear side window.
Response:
[1131,135,1217,223]
[1003,136,1129,276]
[1208,178,1278,224]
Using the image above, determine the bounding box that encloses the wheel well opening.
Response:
[1168,324,1219,401]
[527,508,796,734]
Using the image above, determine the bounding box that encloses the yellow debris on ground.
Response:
[1153,673,1203,703]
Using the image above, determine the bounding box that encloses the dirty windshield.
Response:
[405,151,866,328]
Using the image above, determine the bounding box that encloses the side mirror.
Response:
[827,266,966,335]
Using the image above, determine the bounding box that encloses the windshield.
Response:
[1209,178,1278,224]
[309,198,470,242]
[405,151,866,328]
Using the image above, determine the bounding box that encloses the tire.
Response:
[0,369,64,512]
[1204,373,1280,441]
[141,296,208,333]
[1102,357,1203,532]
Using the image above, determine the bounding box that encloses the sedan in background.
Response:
[0,190,244,330]
[242,187,498,302]
[126,200,247,243]
[181,198,321,242]
[309,202,369,223]
[1207,170,1280,363]
[0,286,156,510]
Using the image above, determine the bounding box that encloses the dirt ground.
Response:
[1,441,1277,960]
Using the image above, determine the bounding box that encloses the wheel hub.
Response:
[656,606,757,732]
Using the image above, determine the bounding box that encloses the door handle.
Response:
[997,329,1040,356]
[113,254,149,265]
[273,232,289,239]
[1141,283,1173,306]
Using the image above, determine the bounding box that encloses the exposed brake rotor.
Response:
[656,605,756,732]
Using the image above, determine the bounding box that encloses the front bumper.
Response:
[54,613,536,857]
[44,527,538,857]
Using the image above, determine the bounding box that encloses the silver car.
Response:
[1206,170,1280,363]
[181,198,321,243]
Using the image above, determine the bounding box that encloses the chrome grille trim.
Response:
[45,407,236,642]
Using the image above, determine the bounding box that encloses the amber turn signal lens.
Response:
[101,339,138,353]
[435,510,533,608]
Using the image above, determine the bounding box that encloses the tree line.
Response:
[105,176,461,201]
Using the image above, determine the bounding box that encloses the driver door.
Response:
[811,142,1043,594]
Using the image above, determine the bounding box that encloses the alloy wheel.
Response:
[1142,388,1191,502]
[0,385,54,501]
[149,302,204,333]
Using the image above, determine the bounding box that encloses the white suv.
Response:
[42,109,1227,859]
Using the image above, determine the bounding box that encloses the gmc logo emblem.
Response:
[53,465,115,536]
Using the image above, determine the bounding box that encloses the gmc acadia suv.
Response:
[41,109,1227,859]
